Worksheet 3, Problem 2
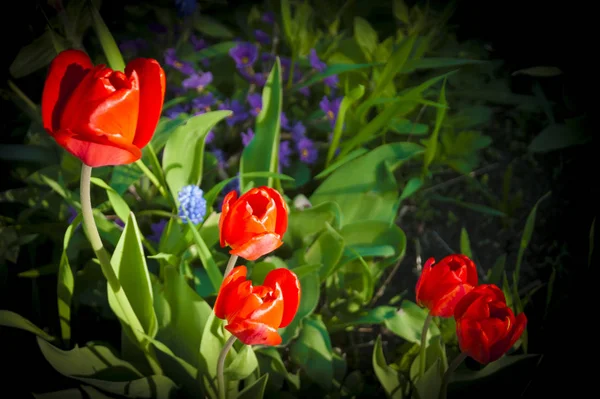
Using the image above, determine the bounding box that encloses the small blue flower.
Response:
[164,48,195,75]
[323,74,339,88]
[229,42,258,68]
[218,99,249,126]
[297,137,318,164]
[178,185,207,225]
[206,131,215,144]
[150,219,167,243]
[280,112,291,130]
[279,141,293,168]
[262,11,275,25]
[254,29,271,45]
[192,93,215,114]
[319,96,342,128]
[211,149,228,169]
[290,121,306,141]
[308,49,327,72]
[182,72,213,91]
[165,104,188,119]
[247,93,262,116]
[242,128,255,146]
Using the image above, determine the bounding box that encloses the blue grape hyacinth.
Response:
[178,185,207,225]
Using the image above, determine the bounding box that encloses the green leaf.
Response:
[354,17,378,61]
[422,78,448,174]
[410,335,447,380]
[89,1,125,71]
[285,201,342,248]
[37,338,176,398]
[372,335,403,398]
[487,254,506,286]
[236,373,268,399]
[460,227,472,259]
[311,143,424,226]
[528,122,590,153]
[280,0,294,50]
[388,118,429,135]
[198,312,228,398]
[369,35,416,103]
[399,177,423,201]
[413,359,442,399]
[327,85,365,166]
[162,111,231,199]
[429,195,507,218]
[403,57,486,74]
[224,344,259,380]
[187,222,223,294]
[90,178,131,222]
[57,215,82,345]
[186,42,237,62]
[279,271,320,344]
[108,212,158,344]
[0,310,55,341]
[194,15,234,38]
[290,316,333,390]
[9,30,59,78]
[304,222,345,280]
[293,63,381,91]
[109,164,144,196]
[514,191,551,288]
[450,354,541,385]
[315,148,368,180]
[240,59,282,190]
[158,266,212,368]
[383,300,440,344]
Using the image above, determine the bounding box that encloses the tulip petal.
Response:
[214,266,248,319]
[52,129,141,167]
[489,312,527,363]
[225,320,282,346]
[415,257,435,306]
[219,191,238,247]
[125,58,166,148]
[263,268,300,328]
[430,283,473,317]
[457,319,490,364]
[454,284,505,320]
[229,232,283,261]
[42,49,93,133]
[264,187,288,237]
[222,197,270,247]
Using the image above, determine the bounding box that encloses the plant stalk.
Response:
[439,351,467,399]
[217,335,237,399]
[418,312,433,379]
[223,254,239,279]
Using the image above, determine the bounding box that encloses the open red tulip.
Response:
[214,266,300,345]
[415,254,478,317]
[454,284,527,364]
[219,187,288,261]
[41,49,166,167]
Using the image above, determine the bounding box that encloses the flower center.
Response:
[327,110,334,120]
[242,56,249,64]
[174,61,183,69]
[255,107,261,114]
[301,149,309,158]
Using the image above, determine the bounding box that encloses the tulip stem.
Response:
[223,255,238,279]
[217,335,237,399]
[439,352,467,399]
[418,312,433,379]
[80,164,162,376]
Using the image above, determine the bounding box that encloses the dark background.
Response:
[0,0,593,397]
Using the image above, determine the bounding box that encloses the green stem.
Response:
[438,352,467,399]
[80,164,162,375]
[223,255,238,279]
[135,159,171,204]
[217,335,237,399]
[418,312,433,379]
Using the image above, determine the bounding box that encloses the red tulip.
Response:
[214,266,300,345]
[415,254,478,317]
[454,284,527,364]
[219,187,288,261]
[41,49,166,167]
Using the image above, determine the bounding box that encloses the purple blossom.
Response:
[192,93,215,113]
[119,38,147,54]
[308,49,327,72]
[290,121,306,141]
[323,74,339,88]
[165,104,188,119]
[254,29,271,45]
[242,128,255,146]
[218,99,249,126]
[261,52,274,63]
[247,93,262,116]
[115,218,125,228]
[182,72,213,91]
[320,96,342,128]
[149,23,168,34]
[297,137,318,164]
[190,35,208,51]
[212,149,228,168]
[206,131,215,144]
[251,72,268,86]
[280,112,291,130]
[229,42,258,68]
[298,86,310,97]
[262,11,275,24]
[164,48,195,75]
[279,141,293,169]
[150,219,167,243]
[67,206,78,224]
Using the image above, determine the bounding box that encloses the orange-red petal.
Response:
[219,190,238,247]
[263,187,288,237]
[214,266,248,319]
[225,320,282,346]
[229,233,283,261]
[125,58,166,148]
[246,282,284,328]
[262,268,300,328]
[42,49,93,133]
